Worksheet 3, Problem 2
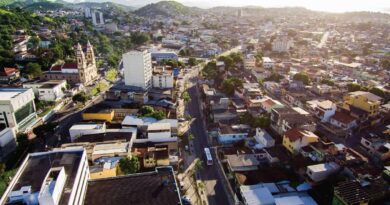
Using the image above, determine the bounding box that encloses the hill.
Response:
[135,1,202,17]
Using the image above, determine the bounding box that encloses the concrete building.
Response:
[0,88,37,133]
[272,35,293,52]
[244,55,256,70]
[262,57,274,69]
[151,51,178,62]
[123,50,152,90]
[342,91,382,117]
[84,7,91,18]
[254,128,275,148]
[23,80,67,102]
[43,42,98,86]
[306,100,336,122]
[218,124,250,145]
[306,162,340,182]
[92,10,104,25]
[0,147,89,205]
[152,67,174,89]
[282,128,319,154]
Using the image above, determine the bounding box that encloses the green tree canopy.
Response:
[369,87,386,98]
[202,61,217,80]
[222,77,243,96]
[25,62,42,79]
[106,68,118,82]
[293,72,310,85]
[264,72,284,82]
[119,156,140,175]
[131,32,150,46]
[72,92,88,104]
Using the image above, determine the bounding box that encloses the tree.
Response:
[72,92,88,104]
[119,156,140,175]
[182,91,191,104]
[106,68,118,82]
[188,133,194,141]
[25,63,42,79]
[33,122,58,139]
[28,36,40,49]
[222,77,243,96]
[369,87,386,98]
[293,72,310,85]
[131,32,150,46]
[320,79,335,86]
[264,72,284,82]
[380,59,390,71]
[139,105,154,116]
[347,83,362,92]
[194,159,203,172]
[202,61,217,80]
[188,57,197,66]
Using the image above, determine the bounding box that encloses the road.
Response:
[187,83,232,205]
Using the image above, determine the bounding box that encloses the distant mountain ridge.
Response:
[134,1,202,17]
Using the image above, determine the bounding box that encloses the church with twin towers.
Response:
[43,41,98,85]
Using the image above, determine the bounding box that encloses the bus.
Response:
[204,147,213,166]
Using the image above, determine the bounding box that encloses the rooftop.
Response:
[348,91,382,102]
[84,167,181,205]
[74,131,134,143]
[0,88,30,101]
[2,148,85,205]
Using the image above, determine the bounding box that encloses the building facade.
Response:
[0,88,37,133]
[123,50,152,90]
[43,42,98,86]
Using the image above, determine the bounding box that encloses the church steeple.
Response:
[85,40,95,66]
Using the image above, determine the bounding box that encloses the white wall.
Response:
[123,51,152,90]
[152,75,174,88]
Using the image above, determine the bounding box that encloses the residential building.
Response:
[89,158,119,179]
[332,180,389,205]
[272,35,293,52]
[282,128,319,154]
[226,154,262,172]
[306,100,336,122]
[330,111,357,131]
[23,80,67,102]
[244,55,256,70]
[123,50,152,90]
[0,147,89,205]
[92,10,104,25]
[82,107,115,123]
[262,57,274,69]
[43,42,98,86]
[0,88,37,133]
[0,67,20,84]
[342,91,382,117]
[306,162,340,182]
[254,128,275,148]
[69,123,107,142]
[218,124,250,145]
[270,107,313,136]
[152,67,174,89]
[361,135,390,161]
[259,97,284,113]
[151,51,178,62]
[84,167,181,205]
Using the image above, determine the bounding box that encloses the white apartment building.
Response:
[272,36,293,52]
[0,147,89,205]
[123,50,152,90]
[0,88,37,133]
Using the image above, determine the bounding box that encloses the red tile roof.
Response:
[285,128,304,142]
[0,67,18,76]
[331,111,356,124]
[62,63,78,69]
[50,65,62,71]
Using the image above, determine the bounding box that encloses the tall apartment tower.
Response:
[92,11,104,25]
[123,50,152,90]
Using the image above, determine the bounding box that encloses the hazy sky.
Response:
[179,0,390,12]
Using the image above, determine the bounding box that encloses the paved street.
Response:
[187,84,232,205]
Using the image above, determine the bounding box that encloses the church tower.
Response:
[85,40,95,66]
[76,43,87,83]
